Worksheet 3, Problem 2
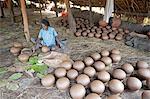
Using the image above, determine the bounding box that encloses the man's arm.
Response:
[56,36,62,47]
[37,29,43,43]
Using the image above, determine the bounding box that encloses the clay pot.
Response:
[112,69,126,80]
[112,18,121,28]
[112,28,117,31]
[108,33,116,39]
[101,34,109,40]
[88,33,95,38]
[115,34,123,41]
[93,61,105,71]
[106,26,111,29]
[76,74,90,86]
[108,79,124,94]
[21,48,32,56]
[70,84,86,99]
[18,54,30,62]
[85,93,101,99]
[118,28,123,32]
[97,71,110,82]
[84,57,94,66]
[126,77,142,91]
[99,20,108,27]
[142,90,150,99]
[13,42,23,48]
[90,80,105,94]
[147,32,150,38]
[97,31,102,34]
[67,69,78,80]
[91,29,95,32]
[90,53,101,61]
[73,61,85,71]
[95,33,101,38]
[10,47,21,56]
[86,30,91,33]
[124,29,130,34]
[82,32,88,37]
[41,46,50,53]
[56,77,70,90]
[41,74,55,87]
[75,32,81,37]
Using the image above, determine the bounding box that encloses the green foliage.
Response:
[28,56,38,65]
[25,64,48,75]
[27,56,48,78]
[0,67,7,75]
[8,73,23,80]
[36,73,45,79]
[0,80,9,88]
[6,83,19,91]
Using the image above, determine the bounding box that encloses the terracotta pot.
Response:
[95,33,101,38]
[99,20,108,27]
[112,18,121,28]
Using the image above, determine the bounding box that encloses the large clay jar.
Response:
[112,18,121,28]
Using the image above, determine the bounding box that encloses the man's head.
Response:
[41,19,50,30]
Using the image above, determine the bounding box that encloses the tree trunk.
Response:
[53,0,58,17]
[8,0,15,23]
[64,0,76,33]
[0,1,5,18]
[20,0,30,42]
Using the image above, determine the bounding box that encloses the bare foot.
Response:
[32,47,36,53]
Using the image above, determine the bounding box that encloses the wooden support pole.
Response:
[64,0,76,33]
[38,0,42,20]
[0,1,5,18]
[8,0,15,23]
[53,0,58,17]
[20,0,30,42]
[148,0,150,14]
[89,0,92,27]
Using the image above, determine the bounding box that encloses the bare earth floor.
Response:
[0,9,150,99]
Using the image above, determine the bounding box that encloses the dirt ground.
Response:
[0,8,150,99]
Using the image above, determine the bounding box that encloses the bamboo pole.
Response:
[20,0,30,42]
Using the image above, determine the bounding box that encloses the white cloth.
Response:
[103,0,114,23]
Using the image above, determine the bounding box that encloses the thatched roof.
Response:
[29,0,149,15]
[115,0,149,14]
[69,0,149,15]
[70,0,106,7]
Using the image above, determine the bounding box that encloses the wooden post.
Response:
[64,0,76,33]
[53,0,58,17]
[7,0,15,23]
[148,0,150,14]
[38,0,42,20]
[0,1,5,18]
[89,0,92,27]
[20,0,30,42]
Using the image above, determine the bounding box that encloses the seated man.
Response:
[31,19,62,52]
